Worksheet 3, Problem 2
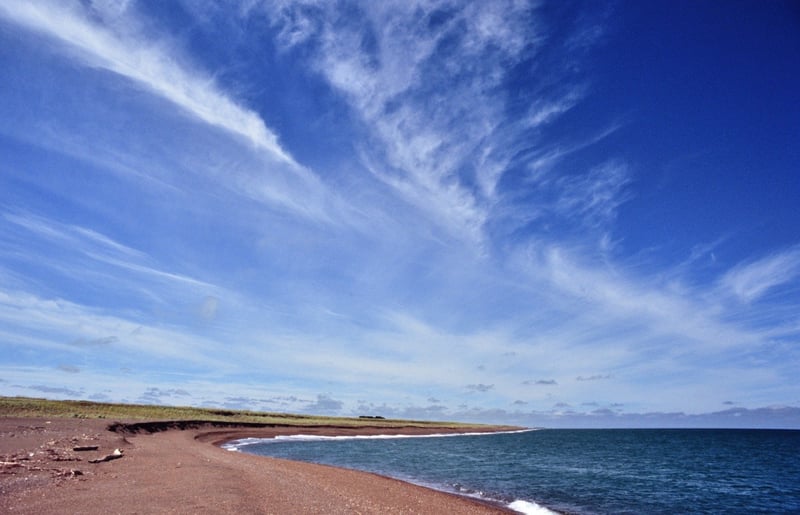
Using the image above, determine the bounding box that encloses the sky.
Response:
[0,0,798,429]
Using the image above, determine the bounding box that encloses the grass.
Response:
[0,396,508,430]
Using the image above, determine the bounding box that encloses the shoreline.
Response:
[1,417,517,514]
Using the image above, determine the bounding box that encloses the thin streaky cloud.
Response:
[3,212,215,291]
[525,88,586,129]
[552,160,631,229]
[4,212,145,260]
[265,1,540,241]
[719,246,800,303]
[0,0,300,169]
[0,288,228,368]
[530,245,762,351]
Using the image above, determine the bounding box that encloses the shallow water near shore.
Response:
[231,428,800,514]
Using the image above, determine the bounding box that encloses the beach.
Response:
[0,417,512,514]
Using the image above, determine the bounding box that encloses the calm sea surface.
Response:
[230,429,800,514]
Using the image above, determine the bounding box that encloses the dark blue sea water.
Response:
[228,429,800,514]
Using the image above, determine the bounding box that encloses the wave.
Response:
[445,481,557,514]
[429,481,557,515]
[222,427,536,451]
[509,499,558,514]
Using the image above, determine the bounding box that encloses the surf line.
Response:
[222,427,537,451]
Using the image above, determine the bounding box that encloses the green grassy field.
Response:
[0,396,501,429]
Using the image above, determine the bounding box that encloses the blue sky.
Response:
[1,0,798,428]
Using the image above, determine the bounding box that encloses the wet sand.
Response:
[0,417,513,514]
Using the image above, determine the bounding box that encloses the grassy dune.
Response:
[0,396,504,430]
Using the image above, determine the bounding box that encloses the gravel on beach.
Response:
[0,417,511,514]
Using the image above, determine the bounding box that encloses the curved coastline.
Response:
[204,423,526,514]
[0,417,519,514]
[220,426,547,514]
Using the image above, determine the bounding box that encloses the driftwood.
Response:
[73,445,99,452]
[54,468,83,478]
[89,449,123,463]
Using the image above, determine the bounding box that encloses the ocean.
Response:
[226,428,800,514]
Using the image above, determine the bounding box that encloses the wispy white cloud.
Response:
[553,160,631,229]
[0,289,219,365]
[525,87,586,129]
[3,212,145,261]
[0,0,297,167]
[1,211,217,298]
[719,246,800,303]
[0,0,344,224]
[261,0,551,241]
[528,244,765,352]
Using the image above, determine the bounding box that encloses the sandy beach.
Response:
[0,417,512,514]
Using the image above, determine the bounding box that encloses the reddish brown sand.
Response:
[0,418,513,514]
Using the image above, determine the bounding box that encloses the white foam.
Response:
[272,432,474,442]
[224,427,536,449]
[220,437,267,451]
[508,499,558,514]
[279,428,536,442]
